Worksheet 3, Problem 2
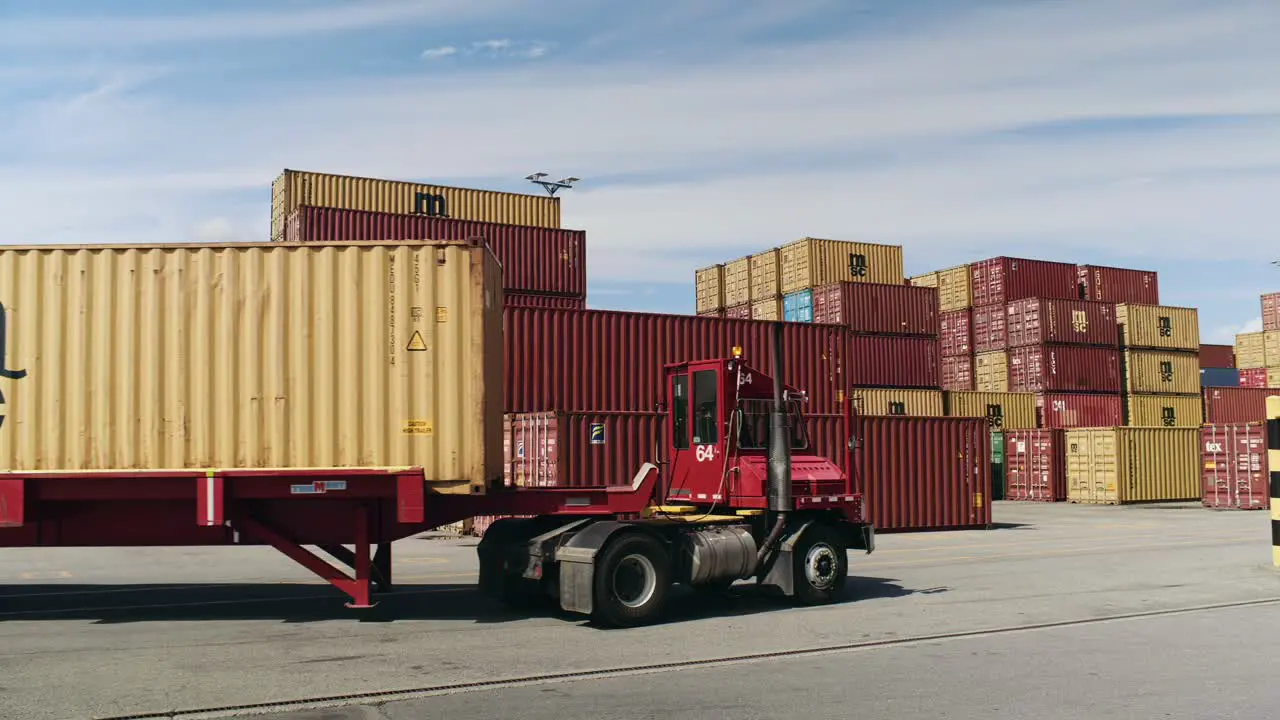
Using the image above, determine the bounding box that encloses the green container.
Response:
[990,430,1005,501]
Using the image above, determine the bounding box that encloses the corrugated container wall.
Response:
[270,169,560,242]
[1004,298,1119,348]
[749,250,781,301]
[1202,387,1280,424]
[848,335,939,388]
[779,238,905,294]
[0,240,504,492]
[695,265,725,314]
[810,282,939,336]
[1199,344,1235,369]
[1201,424,1268,510]
[504,308,851,415]
[943,391,1038,430]
[1008,345,1121,393]
[1263,292,1280,332]
[909,272,939,288]
[1125,394,1203,427]
[723,258,752,307]
[1238,367,1280,388]
[783,290,814,323]
[724,304,751,320]
[972,305,1007,352]
[282,206,585,297]
[504,411,662,488]
[1004,429,1066,501]
[852,416,992,531]
[940,355,974,391]
[1065,428,1200,504]
[751,297,783,321]
[505,292,586,310]
[1115,304,1200,351]
[847,389,944,417]
[975,351,1010,393]
[1037,393,1124,429]
[1200,367,1240,387]
[939,310,972,357]
[938,266,973,311]
[1076,265,1159,305]
[970,257,1079,307]
[1123,350,1200,395]
[1235,332,1266,369]
[1266,332,1280,368]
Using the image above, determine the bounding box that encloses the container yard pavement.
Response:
[0,503,1276,720]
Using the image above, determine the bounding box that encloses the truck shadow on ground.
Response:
[0,576,944,626]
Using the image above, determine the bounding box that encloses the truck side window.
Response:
[671,374,689,450]
[692,370,718,445]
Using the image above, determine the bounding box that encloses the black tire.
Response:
[691,579,736,595]
[476,518,539,606]
[592,532,672,627]
[792,523,848,606]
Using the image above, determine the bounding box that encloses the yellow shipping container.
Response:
[778,238,905,294]
[1065,427,1199,504]
[724,257,752,307]
[1264,331,1280,367]
[1124,394,1203,427]
[937,265,973,312]
[751,297,783,321]
[974,351,1009,393]
[1235,332,1265,369]
[1114,304,1200,350]
[749,249,782,301]
[0,240,503,494]
[909,272,938,288]
[695,264,725,314]
[1122,350,1200,395]
[943,391,1037,430]
[846,389,944,417]
[270,169,561,242]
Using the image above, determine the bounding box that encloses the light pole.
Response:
[526,172,580,197]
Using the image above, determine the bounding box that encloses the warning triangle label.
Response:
[406,331,427,352]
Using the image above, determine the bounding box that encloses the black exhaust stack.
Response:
[767,320,793,512]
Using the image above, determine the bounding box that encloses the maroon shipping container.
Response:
[1004,429,1066,501]
[1007,345,1121,393]
[504,292,586,310]
[1199,343,1236,369]
[504,411,662,488]
[1077,265,1159,305]
[1239,368,1269,388]
[970,257,1079,307]
[851,415,992,532]
[1202,387,1280,424]
[939,310,972,357]
[1035,393,1123,428]
[284,205,586,296]
[811,282,939,337]
[848,335,939,388]
[1263,292,1280,332]
[940,355,974,391]
[504,308,851,414]
[972,304,1007,352]
[1201,423,1268,510]
[725,304,751,320]
[1004,298,1119,348]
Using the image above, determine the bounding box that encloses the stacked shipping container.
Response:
[1116,304,1203,427]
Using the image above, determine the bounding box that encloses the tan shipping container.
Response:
[943,391,1037,429]
[724,257,752,307]
[1235,331,1266,369]
[751,297,783,321]
[974,351,1010,393]
[749,249,782,301]
[1265,331,1280,367]
[846,388,944,417]
[937,265,973,312]
[909,272,938,288]
[270,169,561,242]
[695,264,725,314]
[0,240,503,494]
[1114,304,1200,350]
[1123,349,1200,395]
[1065,427,1199,504]
[1124,394,1203,427]
[778,238,905,294]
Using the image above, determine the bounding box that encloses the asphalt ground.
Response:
[0,501,1275,719]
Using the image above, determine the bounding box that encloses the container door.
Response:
[1095,431,1119,503]
[990,431,1005,501]
[1236,426,1268,510]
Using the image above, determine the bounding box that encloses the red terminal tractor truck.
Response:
[0,238,873,627]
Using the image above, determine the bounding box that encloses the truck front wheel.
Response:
[793,524,848,605]
[593,532,671,627]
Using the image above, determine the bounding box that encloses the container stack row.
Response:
[1232,291,1280,389]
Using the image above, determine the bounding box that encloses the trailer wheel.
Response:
[793,523,848,605]
[593,532,671,627]
[477,518,542,607]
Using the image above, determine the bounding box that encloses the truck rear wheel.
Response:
[592,532,671,627]
[793,524,848,606]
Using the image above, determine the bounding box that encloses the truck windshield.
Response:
[736,398,809,450]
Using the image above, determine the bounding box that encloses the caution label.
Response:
[403,419,433,435]
[406,331,427,352]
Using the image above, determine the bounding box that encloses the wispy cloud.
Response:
[422,46,459,60]
[424,39,556,61]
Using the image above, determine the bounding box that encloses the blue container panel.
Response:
[783,290,813,323]
[1200,367,1240,387]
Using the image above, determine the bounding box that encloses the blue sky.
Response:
[2,0,1279,342]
